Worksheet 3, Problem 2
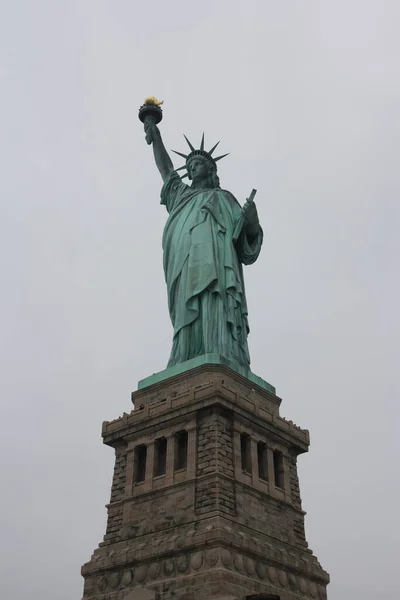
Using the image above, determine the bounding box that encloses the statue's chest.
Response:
[190,203,230,243]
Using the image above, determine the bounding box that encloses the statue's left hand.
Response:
[242,198,259,230]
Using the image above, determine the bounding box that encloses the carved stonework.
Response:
[124,588,158,600]
[81,364,329,599]
[83,545,327,600]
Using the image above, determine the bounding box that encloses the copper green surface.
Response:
[142,115,263,369]
[137,354,275,395]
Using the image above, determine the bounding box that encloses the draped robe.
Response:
[161,171,263,368]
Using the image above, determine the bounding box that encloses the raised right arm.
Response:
[144,121,174,182]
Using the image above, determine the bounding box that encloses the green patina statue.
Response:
[140,100,263,369]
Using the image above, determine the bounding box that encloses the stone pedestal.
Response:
[81,362,329,600]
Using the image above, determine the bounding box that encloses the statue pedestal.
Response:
[137,354,275,395]
[81,363,329,599]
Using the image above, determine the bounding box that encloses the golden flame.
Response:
[144,96,164,107]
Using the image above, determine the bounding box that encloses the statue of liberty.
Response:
[140,100,263,369]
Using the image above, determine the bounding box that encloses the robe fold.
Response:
[161,171,263,368]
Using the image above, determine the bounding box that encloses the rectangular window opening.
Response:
[240,433,252,473]
[134,444,147,483]
[174,430,188,471]
[154,437,167,477]
[257,441,268,481]
[273,450,284,489]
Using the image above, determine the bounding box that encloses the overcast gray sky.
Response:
[1,1,399,599]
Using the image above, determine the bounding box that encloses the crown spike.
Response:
[200,133,205,151]
[208,141,220,156]
[180,172,189,179]
[214,153,230,163]
[172,150,188,160]
[175,164,187,172]
[183,135,195,152]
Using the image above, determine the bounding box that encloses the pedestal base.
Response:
[81,363,329,600]
[137,354,275,395]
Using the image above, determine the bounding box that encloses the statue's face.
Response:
[187,157,210,182]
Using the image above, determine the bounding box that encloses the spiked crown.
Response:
[172,133,229,179]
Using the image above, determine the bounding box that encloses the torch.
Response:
[138,97,163,144]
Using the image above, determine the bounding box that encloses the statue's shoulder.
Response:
[161,170,191,211]
[162,170,189,192]
[218,188,241,207]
